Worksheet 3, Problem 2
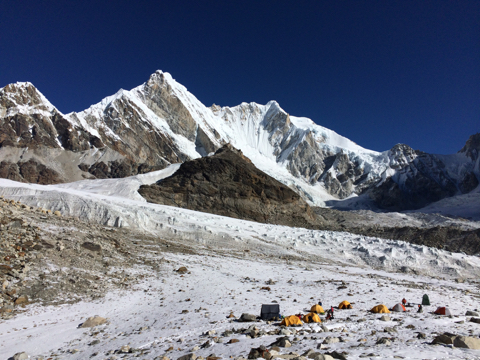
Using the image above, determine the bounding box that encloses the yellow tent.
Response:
[280,315,303,326]
[310,304,325,314]
[370,304,390,313]
[338,300,352,309]
[303,312,321,323]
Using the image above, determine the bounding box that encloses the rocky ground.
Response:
[0,195,201,320]
[1,194,480,359]
[313,207,480,256]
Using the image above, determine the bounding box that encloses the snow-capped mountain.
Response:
[0,71,478,210]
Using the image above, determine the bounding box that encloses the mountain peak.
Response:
[0,81,56,115]
[146,70,175,87]
[459,133,480,160]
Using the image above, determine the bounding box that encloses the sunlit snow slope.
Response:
[62,71,392,205]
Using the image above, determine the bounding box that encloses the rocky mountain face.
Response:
[138,144,319,228]
[369,142,479,210]
[1,72,478,211]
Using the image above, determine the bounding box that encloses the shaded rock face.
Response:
[0,159,63,184]
[0,81,188,183]
[460,133,480,160]
[141,71,198,142]
[284,135,370,199]
[0,84,101,152]
[138,145,318,228]
[75,89,189,167]
[369,144,477,211]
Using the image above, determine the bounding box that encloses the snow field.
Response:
[1,252,479,359]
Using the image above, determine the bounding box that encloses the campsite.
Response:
[0,189,480,360]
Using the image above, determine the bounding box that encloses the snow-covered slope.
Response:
[62,71,480,208]
[1,71,479,209]
[1,176,479,278]
[64,71,389,205]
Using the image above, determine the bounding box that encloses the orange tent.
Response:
[303,312,321,323]
[280,315,303,326]
[338,300,352,309]
[434,307,452,316]
[371,304,390,313]
[391,303,406,312]
[310,304,325,314]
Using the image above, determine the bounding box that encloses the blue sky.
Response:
[1,1,478,154]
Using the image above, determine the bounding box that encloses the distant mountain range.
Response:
[0,70,478,211]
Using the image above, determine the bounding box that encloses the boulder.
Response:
[279,328,292,336]
[465,310,479,317]
[376,337,391,346]
[270,336,291,348]
[81,242,102,252]
[469,317,480,324]
[302,349,315,357]
[325,351,347,360]
[379,315,390,321]
[120,345,131,353]
[248,346,272,360]
[453,336,480,349]
[383,327,397,333]
[14,295,29,306]
[322,337,340,344]
[11,353,29,360]
[310,355,334,360]
[80,315,107,328]
[178,354,197,360]
[239,313,257,322]
[431,333,456,345]
[176,267,188,274]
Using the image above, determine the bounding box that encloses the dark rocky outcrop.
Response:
[313,206,480,255]
[78,159,163,180]
[460,133,480,160]
[369,144,469,211]
[0,160,63,184]
[138,144,319,228]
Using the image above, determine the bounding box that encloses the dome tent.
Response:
[303,312,321,323]
[371,304,390,313]
[338,300,352,309]
[391,303,406,312]
[280,315,303,326]
[434,307,452,316]
[310,304,325,314]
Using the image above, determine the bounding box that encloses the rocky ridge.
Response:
[138,144,319,228]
